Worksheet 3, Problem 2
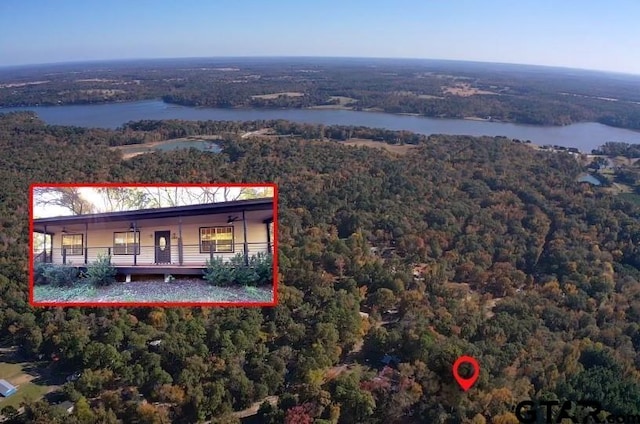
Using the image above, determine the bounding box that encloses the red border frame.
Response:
[29,182,279,308]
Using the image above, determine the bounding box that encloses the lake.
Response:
[3,100,640,152]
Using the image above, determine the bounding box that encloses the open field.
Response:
[442,83,499,97]
[307,104,353,110]
[602,182,635,195]
[417,94,444,99]
[0,81,50,88]
[79,89,126,96]
[251,92,304,100]
[329,95,357,104]
[75,78,118,83]
[342,138,417,155]
[33,279,274,304]
[112,135,221,159]
[308,95,358,110]
[0,362,57,410]
[392,91,443,100]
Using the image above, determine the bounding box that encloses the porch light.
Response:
[129,223,137,232]
[61,227,68,234]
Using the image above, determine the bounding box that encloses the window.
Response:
[113,231,140,255]
[61,234,83,255]
[200,226,234,253]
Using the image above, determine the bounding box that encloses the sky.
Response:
[1,0,639,74]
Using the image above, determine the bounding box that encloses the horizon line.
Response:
[1,55,639,78]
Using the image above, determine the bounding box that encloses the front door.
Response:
[155,231,171,264]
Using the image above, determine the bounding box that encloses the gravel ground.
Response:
[34,278,274,304]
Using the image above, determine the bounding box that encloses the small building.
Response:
[0,379,17,397]
[33,198,275,277]
[56,401,75,414]
[66,371,82,382]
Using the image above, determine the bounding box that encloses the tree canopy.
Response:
[1,112,640,422]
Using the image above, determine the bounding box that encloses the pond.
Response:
[577,174,603,185]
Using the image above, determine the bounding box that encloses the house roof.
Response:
[0,379,17,396]
[33,198,274,231]
[58,400,75,409]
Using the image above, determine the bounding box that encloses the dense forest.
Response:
[1,112,640,423]
[3,58,640,129]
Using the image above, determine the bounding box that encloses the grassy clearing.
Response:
[329,96,357,104]
[342,139,417,155]
[442,83,499,97]
[0,382,48,409]
[33,279,273,304]
[0,362,51,409]
[113,136,221,159]
[0,362,23,380]
[417,94,443,99]
[251,92,304,100]
[308,95,358,110]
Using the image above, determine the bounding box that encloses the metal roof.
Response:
[0,379,17,396]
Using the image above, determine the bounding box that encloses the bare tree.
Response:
[33,187,95,215]
[90,186,273,211]
[95,188,151,212]
[237,186,274,200]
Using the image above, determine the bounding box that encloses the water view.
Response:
[3,100,640,152]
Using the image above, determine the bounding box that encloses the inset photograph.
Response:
[30,184,277,306]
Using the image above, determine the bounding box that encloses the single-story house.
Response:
[56,401,75,414]
[0,379,17,397]
[33,198,275,276]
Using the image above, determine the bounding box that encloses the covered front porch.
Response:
[34,242,273,273]
[32,199,275,276]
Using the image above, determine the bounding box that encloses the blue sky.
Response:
[1,0,639,74]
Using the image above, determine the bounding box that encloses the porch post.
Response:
[43,225,47,263]
[242,210,249,266]
[62,248,67,265]
[178,216,183,265]
[133,221,137,266]
[49,233,53,263]
[266,219,272,253]
[84,222,88,265]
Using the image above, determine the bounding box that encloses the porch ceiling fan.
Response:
[227,215,239,223]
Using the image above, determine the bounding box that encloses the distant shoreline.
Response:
[4,98,640,134]
[4,99,640,153]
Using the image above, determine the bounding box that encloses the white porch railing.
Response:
[36,242,272,267]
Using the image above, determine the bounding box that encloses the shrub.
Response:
[204,252,273,286]
[41,264,80,286]
[203,256,234,286]
[34,262,55,286]
[252,252,273,286]
[230,253,259,286]
[85,254,117,286]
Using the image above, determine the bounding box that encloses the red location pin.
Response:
[452,355,480,391]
